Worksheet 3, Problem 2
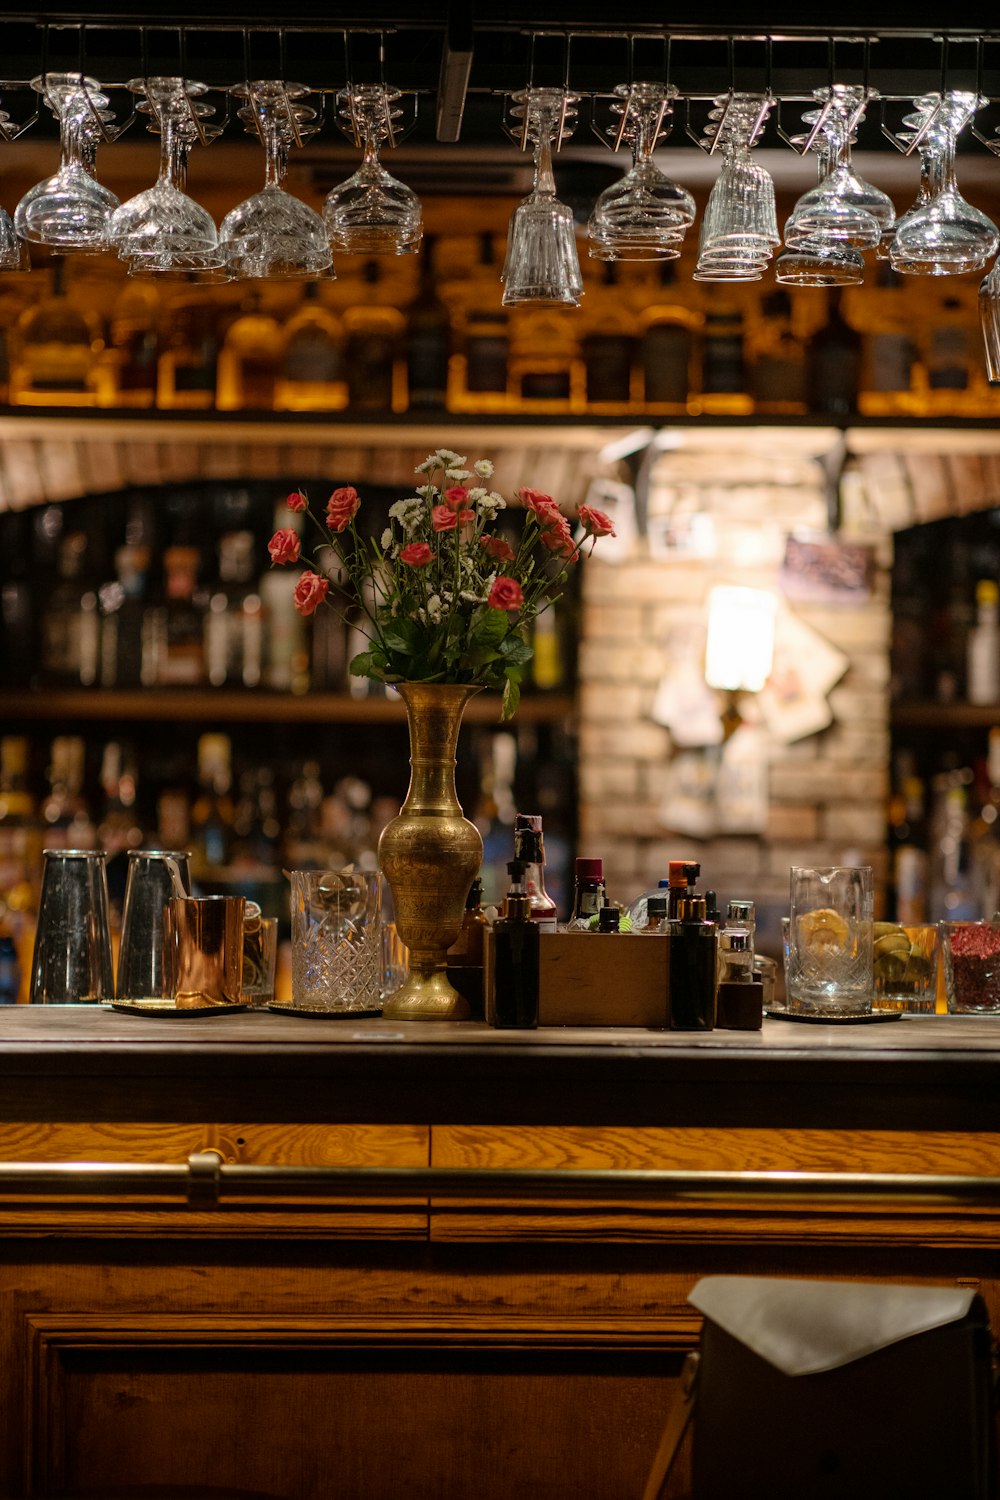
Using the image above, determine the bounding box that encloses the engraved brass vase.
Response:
[378,682,483,1020]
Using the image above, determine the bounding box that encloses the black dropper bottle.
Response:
[491,859,540,1029]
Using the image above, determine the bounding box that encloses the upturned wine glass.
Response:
[15,73,119,252]
[587,82,695,262]
[109,77,225,277]
[979,258,1000,384]
[323,85,423,256]
[220,80,333,280]
[501,87,583,306]
[694,93,778,282]
[891,92,999,276]
[783,87,894,254]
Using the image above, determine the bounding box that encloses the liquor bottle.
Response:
[491,859,540,1029]
[283,759,327,869]
[512,813,559,930]
[805,288,861,417]
[39,530,100,687]
[343,261,407,413]
[667,859,701,918]
[157,280,219,410]
[41,736,96,851]
[190,733,235,875]
[857,264,918,417]
[216,292,282,410]
[405,235,452,409]
[98,544,150,689]
[448,876,489,967]
[96,279,160,409]
[890,772,929,925]
[970,730,1000,920]
[928,764,978,921]
[748,289,807,415]
[10,257,102,406]
[638,261,699,413]
[205,531,263,689]
[276,282,347,412]
[450,232,511,413]
[568,856,607,930]
[149,546,208,687]
[580,261,635,412]
[0,510,36,686]
[967,580,1000,705]
[924,292,972,416]
[698,304,751,416]
[529,605,566,693]
[508,306,582,413]
[97,740,143,922]
[668,893,717,1030]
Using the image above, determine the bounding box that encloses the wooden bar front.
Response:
[1,1009,999,1498]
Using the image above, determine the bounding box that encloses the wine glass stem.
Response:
[920,136,956,200]
[263,117,283,188]
[534,128,556,196]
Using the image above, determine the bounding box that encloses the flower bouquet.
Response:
[268,448,614,719]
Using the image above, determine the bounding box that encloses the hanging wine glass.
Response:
[322,84,423,256]
[890,92,999,276]
[0,105,29,270]
[109,77,225,277]
[587,82,695,261]
[501,86,583,306]
[694,93,778,282]
[15,73,120,252]
[782,86,894,254]
[980,257,1000,385]
[220,80,332,280]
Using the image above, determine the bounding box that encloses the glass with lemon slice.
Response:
[787,866,874,1016]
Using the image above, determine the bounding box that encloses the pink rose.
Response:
[400,542,434,567]
[456,508,475,527]
[286,490,308,512]
[487,576,524,611]
[293,571,329,616]
[432,505,458,532]
[268,528,301,566]
[578,504,616,538]
[482,534,515,563]
[325,486,360,532]
[443,485,468,511]
[541,524,579,562]
[519,486,563,527]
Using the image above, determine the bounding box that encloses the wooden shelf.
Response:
[0,687,577,727]
[891,701,1000,729]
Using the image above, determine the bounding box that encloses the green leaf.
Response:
[498,635,534,667]
[501,671,521,721]
[468,607,509,650]
[349,649,385,681]
[380,619,421,654]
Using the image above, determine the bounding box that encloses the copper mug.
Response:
[165,895,245,1008]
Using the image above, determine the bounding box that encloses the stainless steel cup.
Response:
[116,850,192,1003]
[30,849,115,1005]
[165,894,245,1008]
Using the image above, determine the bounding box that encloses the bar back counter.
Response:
[2,1008,999,1498]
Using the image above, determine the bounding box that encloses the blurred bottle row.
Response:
[0,482,577,694]
[0,234,995,419]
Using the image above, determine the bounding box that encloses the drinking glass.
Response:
[941,920,1000,1014]
[116,849,192,1003]
[774,239,865,287]
[587,82,695,262]
[890,93,999,276]
[165,894,246,1008]
[110,76,225,277]
[979,258,1000,384]
[15,73,120,252]
[501,87,583,306]
[872,922,940,1013]
[323,84,423,256]
[694,94,778,282]
[289,867,383,1012]
[786,865,874,1016]
[30,849,114,1005]
[783,87,893,254]
[220,80,332,280]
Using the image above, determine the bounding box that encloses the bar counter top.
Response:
[3,1007,1000,1130]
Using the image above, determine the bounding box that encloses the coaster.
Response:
[765,1007,903,1025]
[267,1004,383,1019]
[111,1001,252,1017]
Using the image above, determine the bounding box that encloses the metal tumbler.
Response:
[165,894,246,1008]
[116,850,192,1003]
[30,849,115,1005]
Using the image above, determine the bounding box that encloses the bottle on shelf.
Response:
[146,545,208,687]
[967,579,1000,706]
[9,257,103,406]
[857,264,919,417]
[508,306,582,413]
[928,764,978,921]
[205,530,263,689]
[512,812,559,931]
[190,733,236,876]
[626,878,670,932]
[276,282,347,412]
[342,261,407,413]
[567,856,607,930]
[447,875,488,967]
[41,736,96,851]
[0,735,42,1001]
[449,232,511,413]
[668,891,717,1031]
[924,292,973,416]
[216,292,283,411]
[697,304,751,417]
[889,770,929,926]
[157,279,219,410]
[580,261,635,413]
[490,859,540,1029]
[637,260,699,413]
[748,289,807,415]
[39,530,101,688]
[95,279,161,409]
[0,509,37,687]
[405,234,452,410]
[970,729,1000,921]
[98,544,151,689]
[805,287,861,418]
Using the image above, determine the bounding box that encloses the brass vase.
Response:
[379,683,483,1020]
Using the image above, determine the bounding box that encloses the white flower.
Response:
[436,449,465,467]
[381,528,393,550]
[477,493,505,520]
[415,484,436,500]
[474,459,494,479]
[460,589,486,604]
[426,594,444,624]
[467,487,487,501]
[415,457,437,475]
[388,499,425,535]
[445,468,471,483]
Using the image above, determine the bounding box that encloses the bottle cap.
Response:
[646,897,668,919]
[727,899,755,921]
[677,895,708,922]
[725,930,750,952]
[513,826,543,864]
[575,857,603,882]
[506,859,527,890]
[597,906,620,932]
[514,813,542,833]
